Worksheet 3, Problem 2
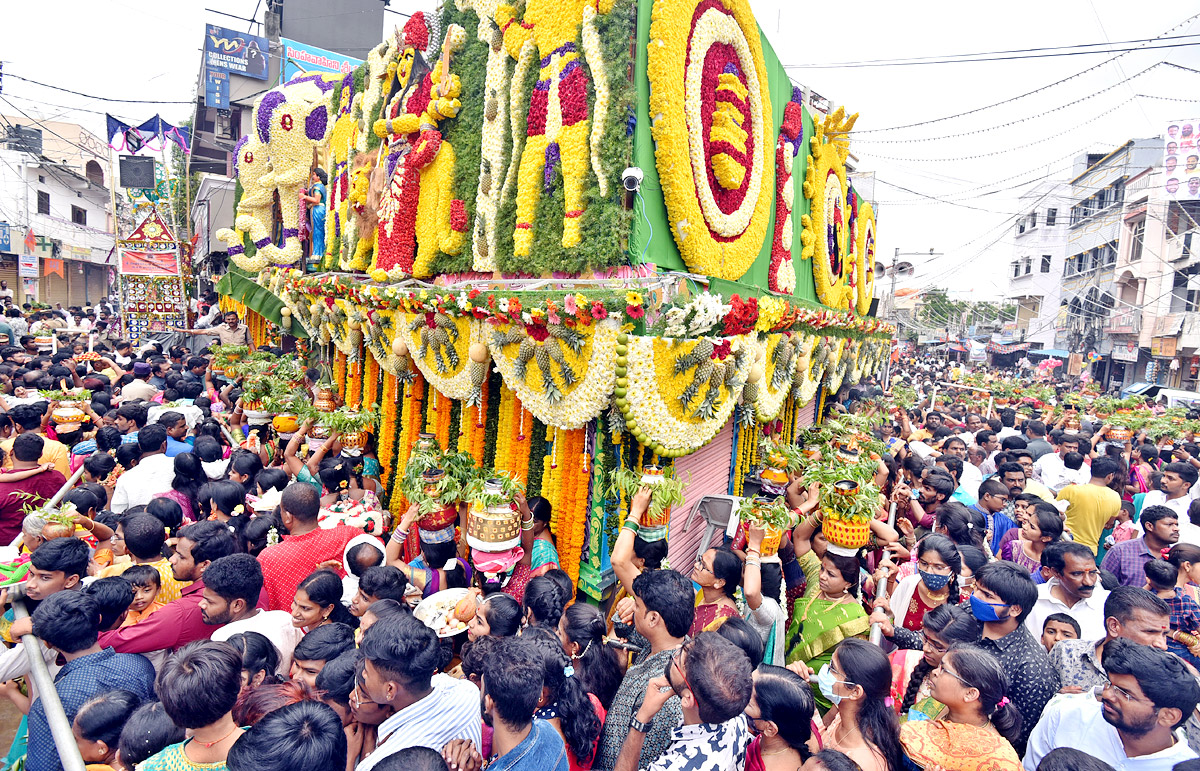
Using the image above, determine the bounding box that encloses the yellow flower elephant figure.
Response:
[495,0,613,256]
[214,134,272,272]
[371,22,470,280]
[248,74,339,268]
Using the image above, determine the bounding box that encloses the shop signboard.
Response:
[18,254,37,278]
[1152,336,1179,357]
[1112,341,1140,362]
[204,25,269,80]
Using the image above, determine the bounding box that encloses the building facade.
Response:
[0,118,115,307]
[1005,181,1070,350]
[1056,139,1160,384]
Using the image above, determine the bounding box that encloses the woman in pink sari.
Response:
[744,665,817,771]
[1125,443,1158,500]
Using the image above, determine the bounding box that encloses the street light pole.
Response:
[881,247,943,387]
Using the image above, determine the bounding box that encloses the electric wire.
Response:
[850,11,1200,134]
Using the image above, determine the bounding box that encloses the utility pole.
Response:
[880,247,943,386]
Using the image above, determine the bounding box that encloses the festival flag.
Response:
[106,114,191,154]
[43,258,63,279]
[22,227,35,253]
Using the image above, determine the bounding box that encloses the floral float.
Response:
[648,0,774,280]
[800,108,858,311]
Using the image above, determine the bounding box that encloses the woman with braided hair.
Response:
[888,603,981,722]
[899,644,1023,770]
[522,627,604,771]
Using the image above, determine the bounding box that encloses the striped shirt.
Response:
[355,673,483,771]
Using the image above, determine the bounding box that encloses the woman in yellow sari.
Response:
[899,645,1023,771]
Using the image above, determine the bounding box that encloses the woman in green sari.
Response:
[785,512,871,710]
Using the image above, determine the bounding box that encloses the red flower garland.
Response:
[722,294,758,335]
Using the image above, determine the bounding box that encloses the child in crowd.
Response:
[121,564,163,626]
[1040,612,1080,653]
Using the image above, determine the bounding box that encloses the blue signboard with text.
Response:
[281,38,361,82]
[204,25,269,81]
[0,224,10,254]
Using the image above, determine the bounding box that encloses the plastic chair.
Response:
[681,495,741,564]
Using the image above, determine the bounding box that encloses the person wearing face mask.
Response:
[969,561,1059,755]
[784,516,870,711]
[814,639,905,771]
[886,603,981,722]
[871,534,961,635]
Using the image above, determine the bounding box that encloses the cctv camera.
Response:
[622,167,643,193]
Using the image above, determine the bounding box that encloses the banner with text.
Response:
[281,38,361,82]
[204,25,270,81]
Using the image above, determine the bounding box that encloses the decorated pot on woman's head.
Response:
[821,479,871,556]
[834,439,860,463]
[638,466,672,538]
[743,496,793,559]
[273,413,300,436]
[1107,426,1133,442]
[466,478,520,552]
[416,433,439,452]
[314,387,337,412]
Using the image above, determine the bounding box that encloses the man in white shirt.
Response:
[203,554,302,675]
[1023,638,1200,770]
[117,362,159,405]
[356,613,482,771]
[1033,434,1080,485]
[1141,462,1197,520]
[1023,541,1110,642]
[111,424,176,513]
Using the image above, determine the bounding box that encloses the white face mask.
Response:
[202,458,229,480]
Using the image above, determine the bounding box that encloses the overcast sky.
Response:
[4,0,1199,300]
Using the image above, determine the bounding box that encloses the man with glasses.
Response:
[593,570,694,771]
[612,632,752,771]
[1023,638,1200,770]
[1048,586,1170,695]
[970,561,1059,755]
[1023,541,1110,642]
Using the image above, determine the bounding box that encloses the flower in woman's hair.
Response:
[232,504,245,516]
[339,480,349,489]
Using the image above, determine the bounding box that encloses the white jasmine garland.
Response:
[488,318,620,430]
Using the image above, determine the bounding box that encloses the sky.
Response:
[3,0,1199,301]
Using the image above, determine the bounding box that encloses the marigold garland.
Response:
[363,352,381,413]
[333,350,349,403]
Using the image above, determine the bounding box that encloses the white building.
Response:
[1111,160,1200,391]
[0,119,115,306]
[1056,140,1160,382]
[1005,181,1070,350]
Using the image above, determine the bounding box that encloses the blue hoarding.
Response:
[281,38,361,82]
[204,25,270,81]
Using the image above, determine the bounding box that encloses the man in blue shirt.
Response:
[974,477,1017,555]
[25,591,156,771]
[479,636,568,771]
[158,411,192,457]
